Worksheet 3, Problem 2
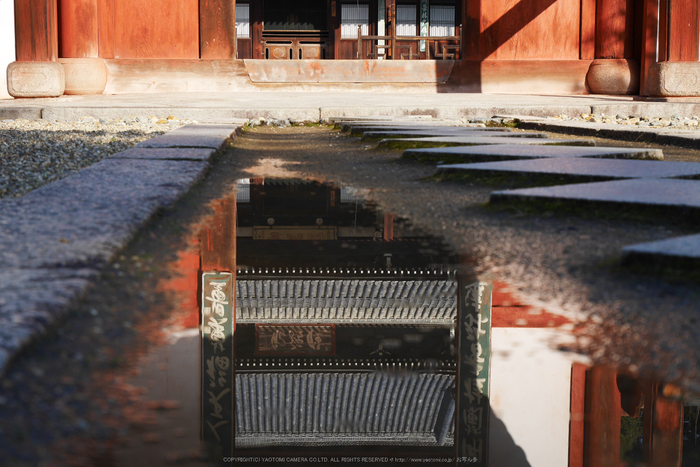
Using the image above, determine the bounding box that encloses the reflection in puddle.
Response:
[126,178,700,466]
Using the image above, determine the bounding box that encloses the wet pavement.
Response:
[0,122,699,467]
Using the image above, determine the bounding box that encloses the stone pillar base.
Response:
[646,61,700,97]
[586,59,640,95]
[7,61,65,98]
[58,58,108,95]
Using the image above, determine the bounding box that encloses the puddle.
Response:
[112,177,700,466]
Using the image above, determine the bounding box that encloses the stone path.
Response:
[0,123,243,376]
[622,234,700,266]
[490,179,700,211]
[403,145,664,162]
[339,118,700,269]
[437,158,700,180]
[377,135,595,149]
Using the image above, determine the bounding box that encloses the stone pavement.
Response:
[376,135,594,149]
[3,92,700,123]
[0,123,244,376]
[403,145,664,162]
[437,158,700,180]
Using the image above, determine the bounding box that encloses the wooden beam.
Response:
[14,0,58,61]
[59,0,99,58]
[200,0,236,59]
[668,0,699,61]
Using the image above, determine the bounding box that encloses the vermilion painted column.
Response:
[667,0,699,61]
[14,0,58,62]
[646,0,700,95]
[200,0,236,59]
[58,0,107,94]
[586,0,639,95]
[60,0,98,57]
[8,0,64,97]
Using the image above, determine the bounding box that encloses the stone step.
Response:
[403,144,663,163]
[438,158,700,180]
[361,129,513,140]
[622,234,700,266]
[490,178,700,213]
[378,135,595,150]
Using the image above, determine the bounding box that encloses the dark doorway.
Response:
[264,0,328,31]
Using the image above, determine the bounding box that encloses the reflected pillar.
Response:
[455,279,492,467]
[200,193,237,457]
[643,384,684,466]
[583,366,622,467]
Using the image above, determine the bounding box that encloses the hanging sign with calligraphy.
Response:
[456,280,492,467]
[201,272,234,457]
[256,324,335,356]
[419,0,429,52]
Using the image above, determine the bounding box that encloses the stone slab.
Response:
[438,158,700,179]
[0,268,98,376]
[343,123,506,131]
[622,234,700,261]
[490,179,700,211]
[404,144,663,162]
[514,117,700,151]
[378,136,595,149]
[110,147,215,162]
[362,129,514,140]
[0,158,209,270]
[136,124,239,149]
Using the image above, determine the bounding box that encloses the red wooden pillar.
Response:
[14,0,58,61]
[595,0,634,59]
[59,0,99,57]
[580,0,596,60]
[639,0,660,94]
[667,0,699,61]
[583,366,622,467]
[97,0,115,58]
[586,0,639,94]
[8,0,64,97]
[200,0,236,59]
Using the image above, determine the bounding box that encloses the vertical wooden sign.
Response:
[202,272,234,457]
[455,280,492,467]
[419,0,429,52]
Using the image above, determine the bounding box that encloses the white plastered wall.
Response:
[489,328,576,467]
[0,0,15,99]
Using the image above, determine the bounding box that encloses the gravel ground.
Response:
[0,122,699,465]
[547,113,700,128]
[0,116,194,198]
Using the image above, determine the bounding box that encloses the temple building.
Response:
[6,0,700,97]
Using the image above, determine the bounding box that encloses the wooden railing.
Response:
[356,26,461,60]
